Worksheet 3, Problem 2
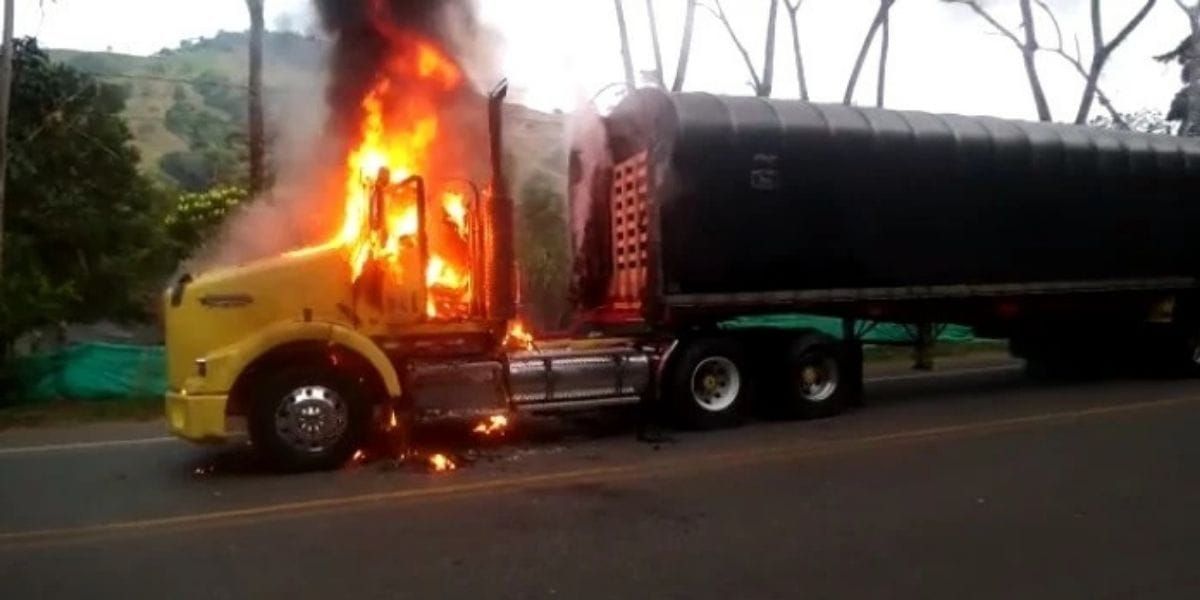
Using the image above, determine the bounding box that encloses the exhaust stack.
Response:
[487,80,515,322]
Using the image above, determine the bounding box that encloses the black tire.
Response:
[778,334,854,420]
[248,365,369,472]
[668,337,753,429]
[1164,327,1200,378]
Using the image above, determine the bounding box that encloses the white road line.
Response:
[0,436,177,457]
[867,364,1021,383]
[0,366,1021,457]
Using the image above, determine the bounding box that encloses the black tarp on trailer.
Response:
[594,89,1200,316]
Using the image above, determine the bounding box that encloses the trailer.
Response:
[164,86,1200,470]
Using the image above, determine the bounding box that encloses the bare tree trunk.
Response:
[246,0,265,195]
[0,0,14,280]
[645,0,665,87]
[783,1,809,100]
[704,0,763,94]
[845,0,895,105]
[703,0,779,96]
[1034,0,1130,127]
[1018,0,1052,121]
[1074,0,1157,124]
[613,0,637,90]
[1182,3,1200,136]
[876,8,890,107]
[760,0,780,97]
[946,0,1052,121]
[672,0,698,92]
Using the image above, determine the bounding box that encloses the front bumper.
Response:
[165,391,229,442]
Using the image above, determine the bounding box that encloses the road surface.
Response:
[2,358,1199,599]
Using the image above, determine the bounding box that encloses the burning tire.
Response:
[779,334,852,419]
[669,338,752,429]
[248,366,369,471]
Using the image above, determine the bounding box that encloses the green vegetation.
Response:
[516,173,571,331]
[1,40,250,397]
[0,397,163,430]
[1,39,175,347]
[165,186,249,255]
[49,30,324,189]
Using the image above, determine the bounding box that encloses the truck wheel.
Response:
[248,366,368,471]
[1172,330,1200,377]
[669,338,752,429]
[779,334,852,419]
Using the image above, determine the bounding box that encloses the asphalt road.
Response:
[3,359,1200,599]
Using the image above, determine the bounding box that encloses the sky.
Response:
[5,0,1189,122]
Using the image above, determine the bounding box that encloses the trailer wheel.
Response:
[779,334,852,419]
[669,338,752,429]
[1171,329,1200,377]
[248,365,368,471]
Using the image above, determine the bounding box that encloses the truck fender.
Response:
[200,321,402,400]
[328,324,402,398]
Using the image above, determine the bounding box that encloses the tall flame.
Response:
[333,36,475,320]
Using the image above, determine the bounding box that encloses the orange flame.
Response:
[429,453,457,471]
[504,320,535,351]
[472,414,509,436]
[333,37,474,321]
[442,191,469,238]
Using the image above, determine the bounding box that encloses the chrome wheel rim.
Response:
[274,385,348,454]
[796,355,839,403]
[691,356,742,412]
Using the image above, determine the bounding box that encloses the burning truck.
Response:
[165,3,1200,471]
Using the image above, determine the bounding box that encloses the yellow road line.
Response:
[1,393,1195,549]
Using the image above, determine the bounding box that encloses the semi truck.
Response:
[165,85,1200,470]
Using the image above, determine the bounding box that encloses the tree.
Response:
[1032,1,1133,128]
[165,186,248,258]
[876,3,891,107]
[945,0,1053,121]
[0,0,14,280]
[1091,108,1172,135]
[516,173,570,332]
[672,0,699,92]
[844,0,897,106]
[702,0,782,97]
[1,39,171,348]
[246,0,266,195]
[1072,0,1157,124]
[1156,1,1200,136]
[783,0,809,100]
[645,0,666,87]
[613,0,637,90]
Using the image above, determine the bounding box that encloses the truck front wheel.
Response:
[669,338,752,429]
[248,366,368,471]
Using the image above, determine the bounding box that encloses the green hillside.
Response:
[50,31,325,190]
[48,31,566,195]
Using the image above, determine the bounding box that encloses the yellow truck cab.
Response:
[165,84,517,471]
[165,243,411,467]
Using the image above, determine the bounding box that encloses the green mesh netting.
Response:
[721,314,976,344]
[5,343,166,405]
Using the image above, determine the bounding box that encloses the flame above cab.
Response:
[334,34,476,320]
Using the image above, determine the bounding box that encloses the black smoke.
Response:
[314,0,486,141]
